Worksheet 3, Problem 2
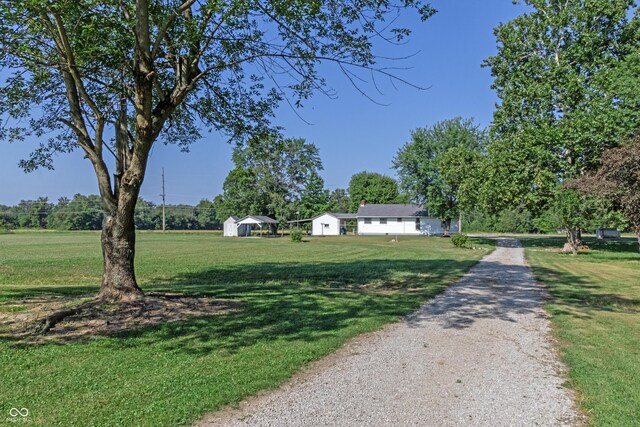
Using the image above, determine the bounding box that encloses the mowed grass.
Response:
[523,237,640,426]
[0,231,491,426]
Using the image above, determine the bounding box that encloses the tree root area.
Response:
[0,293,242,343]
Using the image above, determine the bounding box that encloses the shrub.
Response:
[290,228,303,242]
[0,218,12,233]
[451,233,468,248]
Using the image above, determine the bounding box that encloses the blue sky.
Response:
[0,1,529,206]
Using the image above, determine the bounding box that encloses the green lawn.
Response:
[523,237,640,426]
[0,231,491,426]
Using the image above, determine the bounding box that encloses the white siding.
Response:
[223,218,252,237]
[357,217,460,235]
[223,218,238,237]
[358,217,421,235]
[312,214,340,236]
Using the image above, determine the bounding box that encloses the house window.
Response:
[364,218,372,224]
[323,223,329,228]
[379,218,387,224]
[397,218,403,223]
[415,218,421,231]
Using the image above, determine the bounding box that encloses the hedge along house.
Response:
[223,215,278,237]
[356,203,459,236]
[311,213,357,236]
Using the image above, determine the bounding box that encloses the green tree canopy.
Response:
[348,171,400,212]
[214,167,268,221]
[195,199,219,229]
[47,194,104,230]
[393,117,486,230]
[328,188,351,213]
[215,135,326,222]
[297,171,330,220]
[0,0,435,301]
[481,0,640,215]
[15,197,53,229]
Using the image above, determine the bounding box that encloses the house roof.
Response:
[225,216,240,222]
[311,212,357,220]
[237,215,279,225]
[330,213,358,219]
[356,204,428,217]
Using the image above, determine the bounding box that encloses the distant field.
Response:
[523,237,640,426]
[0,231,491,426]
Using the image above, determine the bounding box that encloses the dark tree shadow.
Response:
[1,258,480,352]
[5,237,634,352]
[407,238,640,330]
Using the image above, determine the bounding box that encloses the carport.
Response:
[236,215,279,236]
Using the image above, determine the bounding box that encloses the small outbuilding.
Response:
[596,228,621,240]
[311,213,357,236]
[223,215,278,237]
[223,216,251,237]
[236,215,278,235]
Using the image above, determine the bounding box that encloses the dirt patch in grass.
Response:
[0,292,242,343]
[543,245,591,253]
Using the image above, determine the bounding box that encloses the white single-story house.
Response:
[356,203,459,236]
[223,215,278,237]
[311,213,357,236]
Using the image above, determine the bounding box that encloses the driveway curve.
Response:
[198,239,582,427]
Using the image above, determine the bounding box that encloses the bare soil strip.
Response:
[197,239,582,427]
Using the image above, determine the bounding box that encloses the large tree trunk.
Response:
[442,219,451,237]
[97,209,144,302]
[565,227,582,256]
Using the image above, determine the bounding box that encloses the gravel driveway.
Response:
[198,239,582,427]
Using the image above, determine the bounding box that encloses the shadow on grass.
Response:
[518,236,640,316]
[5,242,635,353]
[0,285,98,302]
[1,258,478,352]
[408,238,640,330]
[519,236,638,252]
[107,258,474,354]
[530,264,640,316]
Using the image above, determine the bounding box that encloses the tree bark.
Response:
[442,219,451,237]
[97,203,143,302]
[566,227,582,256]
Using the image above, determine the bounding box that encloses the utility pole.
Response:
[161,168,166,232]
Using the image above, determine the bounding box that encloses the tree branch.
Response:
[151,0,198,60]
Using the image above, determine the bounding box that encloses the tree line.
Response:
[0,195,219,231]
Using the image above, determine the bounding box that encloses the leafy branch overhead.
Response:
[0,1,435,172]
[0,0,435,301]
